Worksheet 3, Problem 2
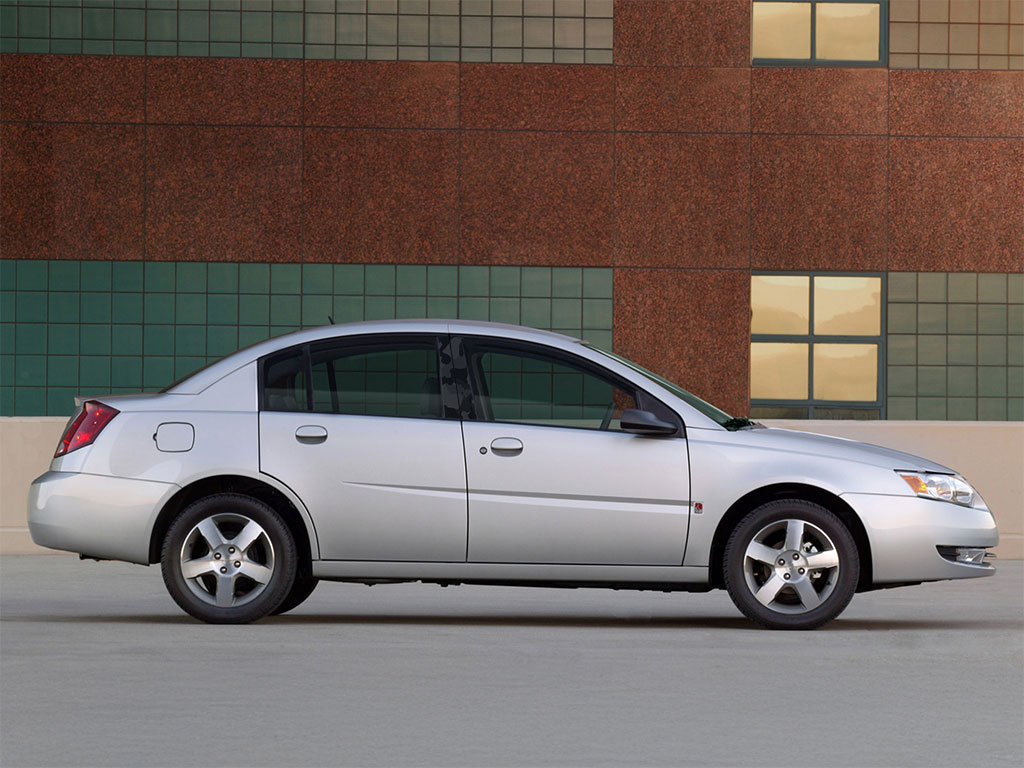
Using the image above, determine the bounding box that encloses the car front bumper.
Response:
[843,492,999,584]
[28,471,179,565]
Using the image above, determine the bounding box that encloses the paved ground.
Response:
[1,556,1021,768]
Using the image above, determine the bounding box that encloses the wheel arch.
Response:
[708,483,873,592]
[148,474,317,571]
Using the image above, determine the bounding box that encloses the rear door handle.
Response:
[295,425,328,443]
[490,437,523,455]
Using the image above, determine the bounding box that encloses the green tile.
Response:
[144,325,174,356]
[489,267,520,298]
[306,12,335,44]
[239,294,269,324]
[1009,274,1023,304]
[365,265,396,295]
[241,42,272,56]
[389,296,422,319]
[394,265,426,296]
[15,324,46,354]
[489,297,519,325]
[917,397,946,420]
[978,336,1007,365]
[364,296,395,320]
[239,263,270,293]
[146,8,176,40]
[237,326,270,347]
[273,10,302,42]
[302,295,332,326]
[210,41,240,54]
[51,7,82,38]
[1,387,14,416]
[0,260,15,291]
[947,366,977,397]
[144,262,175,293]
[51,40,83,54]
[111,356,142,388]
[0,7,15,38]
[0,294,13,324]
[112,325,142,355]
[241,10,270,41]
[175,294,206,324]
[887,334,916,365]
[551,298,581,328]
[176,325,206,356]
[180,9,209,40]
[459,266,488,297]
[581,329,613,349]
[978,305,1007,334]
[978,273,1007,303]
[14,387,44,416]
[1010,337,1024,366]
[79,356,110,388]
[946,397,977,420]
[47,356,78,387]
[144,294,173,324]
[977,397,1006,420]
[887,366,916,396]
[207,326,238,357]
[1009,306,1024,335]
[0,323,13,354]
[0,356,11,389]
[333,265,364,295]
[144,357,174,389]
[887,303,916,333]
[302,264,333,295]
[48,292,80,324]
[80,294,111,323]
[270,264,301,294]
[47,325,79,355]
[425,296,456,319]
[332,296,363,323]
[978,367,1007,397]
[426,266,456,297]
[17,292,47,323]
[83,40,114,54]
[1007,398,1023,421]
[583,268,613,299]
[917,304,946,334]
[210,10,241,41]
[80,325,111,355]
[947,273,977,303]
[521,298,551,329]
[521,267,551,298]
[273,42,303,56]
[15,355,45,387]
[270,295,300,325]
[552,268,583,298]
[114,7,144,38]
[1009,367,1023,398]
[48,261,80,291]
[582,298,612,330]
[207,294,238,325]
[917,366,946,396]
[0,40,15,55]
[174,263,206,293]
[917,273,946,303]
[110,262,140,292]
[458,297,489,321]
[915,335,944,365]
[83,8,114,38]
[887,272,917,302]
[112,293,143,324]
[18,6,48,37]
[947,304,977,334]
[16,261,47,291]
[47,388,78,417]
[175,356,207,380]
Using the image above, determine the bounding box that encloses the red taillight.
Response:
[54,401,119,458]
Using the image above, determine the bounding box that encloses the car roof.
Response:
[167,319,582,394]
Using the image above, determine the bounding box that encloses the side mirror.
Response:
[620,409,679,437]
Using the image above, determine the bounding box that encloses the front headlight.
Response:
[898,471,975,506]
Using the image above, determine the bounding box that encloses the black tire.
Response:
[161,493,297,624]
[270,576,319,616]
[723,499,859,630]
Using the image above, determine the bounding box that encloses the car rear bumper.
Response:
[28,471,179,565]
[843,492,999,584]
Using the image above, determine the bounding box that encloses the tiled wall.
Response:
[0,259,613,416]
[0,0,614,64]
[887,272,1024,420]
[890,0,1024,69]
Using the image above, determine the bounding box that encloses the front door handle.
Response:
[490,437,523,455]
[295,425,328,443]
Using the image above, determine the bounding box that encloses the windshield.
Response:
[585,344,755,430]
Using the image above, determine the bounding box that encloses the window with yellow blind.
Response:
[751,0,887,65]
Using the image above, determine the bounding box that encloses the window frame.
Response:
[750,271,887,418]
[751,0,888,68]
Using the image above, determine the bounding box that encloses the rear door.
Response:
[259,334,468,562]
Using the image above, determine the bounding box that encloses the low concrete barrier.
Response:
[2,417,1020,558]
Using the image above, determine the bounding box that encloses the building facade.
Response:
[1,0,1022,423]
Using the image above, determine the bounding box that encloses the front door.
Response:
[259,334,467,562]
[458,338,691,566]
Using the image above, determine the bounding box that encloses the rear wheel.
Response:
[161,494,297,624]
[723,499,859,630]
[271,576,319,616]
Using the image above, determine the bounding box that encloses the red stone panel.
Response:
[752,136,887,271]
[616,67,750,133]
[146,58,302,126]
[461,63,614,132]
[614,0,750,67]
[0,54,143,123]
[1,123,144,259]
[615,134,749,268]
[460,131,614,265]
[614,268,750,416]
[304,128,458,263]
[890,70,1024,138]
[889,138,1024,272]
[146,126,302,261]
[305,61,458,129]
[752,68,888,135]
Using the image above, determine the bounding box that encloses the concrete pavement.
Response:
[1,555,1021,767]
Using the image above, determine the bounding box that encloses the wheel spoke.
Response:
[181,557,215,580]
[196,518,227,549]
[755,575,786,606]
[215,573,235,607]
[804,549,840,570]
[231,520,264,554]
[784,519,805,552]
[746,540,780,566]
[792,577,822,609]
[238,560,273,584]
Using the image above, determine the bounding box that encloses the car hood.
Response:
[731,427,956,473]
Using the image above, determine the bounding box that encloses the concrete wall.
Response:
[2,417,1020,558]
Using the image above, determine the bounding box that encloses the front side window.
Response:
[751,0,886,65]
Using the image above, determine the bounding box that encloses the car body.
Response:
[28,320,999,628]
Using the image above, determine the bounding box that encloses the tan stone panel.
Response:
[890,0,919,21]
[920,0,950,21]
[979,52,1011,64]
[950,22,981,52]
[890,21,920,51]
[889,52,920,66]
[980,0,1010,22]
[920,52,951,65]
[980,23,1010,52]
[949,53,981,65]
[951,0,981,22]
[920,21,950,51]
[1010,23,1024,52]
[1010,54,1024,66]
[1012,0,1024,23]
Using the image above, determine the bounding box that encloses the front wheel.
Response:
[723,499,859,630]
[161,494,297,624]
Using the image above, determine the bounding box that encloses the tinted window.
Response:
[263,347,307,412]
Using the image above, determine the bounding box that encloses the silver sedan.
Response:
[28,320,998,629]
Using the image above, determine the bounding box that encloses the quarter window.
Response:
[751,0,886,66]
